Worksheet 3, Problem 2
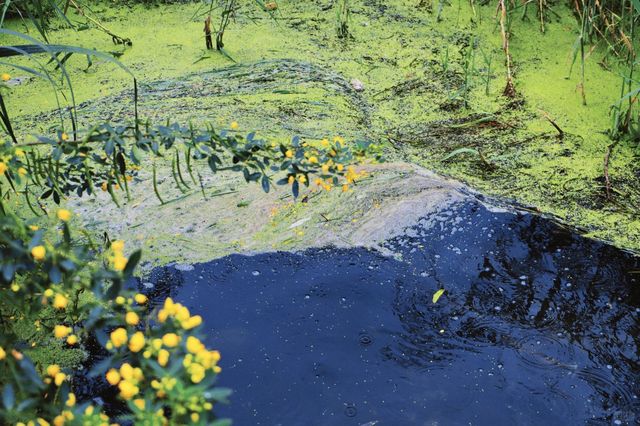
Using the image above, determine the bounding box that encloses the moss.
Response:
[2,0,639,253]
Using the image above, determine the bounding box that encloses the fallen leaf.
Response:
[432,288,445,304]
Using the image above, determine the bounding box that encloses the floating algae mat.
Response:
[139,201,640,425]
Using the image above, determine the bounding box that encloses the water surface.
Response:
[142,201,640,425]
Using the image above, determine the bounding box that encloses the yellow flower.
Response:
[113,254,127,271]
[186,336,204,354]
[191,413,200,422]
[54,325,71,339]
[120,363,134,380]
[125,311,139,326]
[320,138,330,148]
[230,121,239,130]
[158,349,170,367]
[118,380,139,400]
[66,335,78,345]
[0,347,5,360]
[53,415,65,426]
[128,331,145,353]
[46,364,60,377]
[133,398,145,410]
[115,296,126,305]
[60,132,69,142]
[298,175,306,184]
[44,288,54,298]
[342,184,349,192]
[321,164,329,173]
[53,294,68,309]
[308,156,318,164]
[110,327,128,348]
[158,309,169,323]
[190,363,206,383]
[0,162,6,175]
[182,315,202,330]
[31,245,46,261]
[54,372,66,386]
[66,393,76,407]
[101,182,108,192]
[134,293,147,304]
[1,73,10,81]
[285,149,293,158]
[105,369,121,385]
[57,209,71,222]
[29,225,39,231]
[162,333,180,348]
[111,240,125,252]
[337,164,344,172]
[14,148,24,157]
[10,283,19,292]
[288,175,294,185]
[18,167,27,177]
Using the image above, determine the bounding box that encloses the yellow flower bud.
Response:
[134,293,147,304]
[118,380,139,400]
[128,331,145,353]
[57,209,71,222]
[133,398,145,410]
[162,333,180,348]
[106,369,121,385]
[158,349,170,367]
[110,327,128,348]
[66,393,76,407]
[54,372,66,386]
[111,240,125,252]
[46,364,60,377]
[125,311,139,326]
[54,325,71,338]
[31,245,46,261]
[53,294,68,310]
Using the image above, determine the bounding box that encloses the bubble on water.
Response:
[252,270,260,276]
[343,404,357,417]
[359,334,373,346]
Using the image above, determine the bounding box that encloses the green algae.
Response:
[2,0,639,254]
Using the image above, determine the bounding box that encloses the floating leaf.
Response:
[432,288,446,304]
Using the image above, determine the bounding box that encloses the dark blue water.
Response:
[141,201,640,425]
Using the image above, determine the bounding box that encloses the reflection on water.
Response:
[141,201,640,425]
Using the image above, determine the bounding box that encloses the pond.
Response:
[139,201,640,425]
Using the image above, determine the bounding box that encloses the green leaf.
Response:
[432,288,445,304]
[123,250,142,277]
[2,384,14,410]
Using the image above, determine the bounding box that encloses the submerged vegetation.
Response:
[0,0,639,423]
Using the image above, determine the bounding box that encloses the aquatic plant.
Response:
[336,0,351,39]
